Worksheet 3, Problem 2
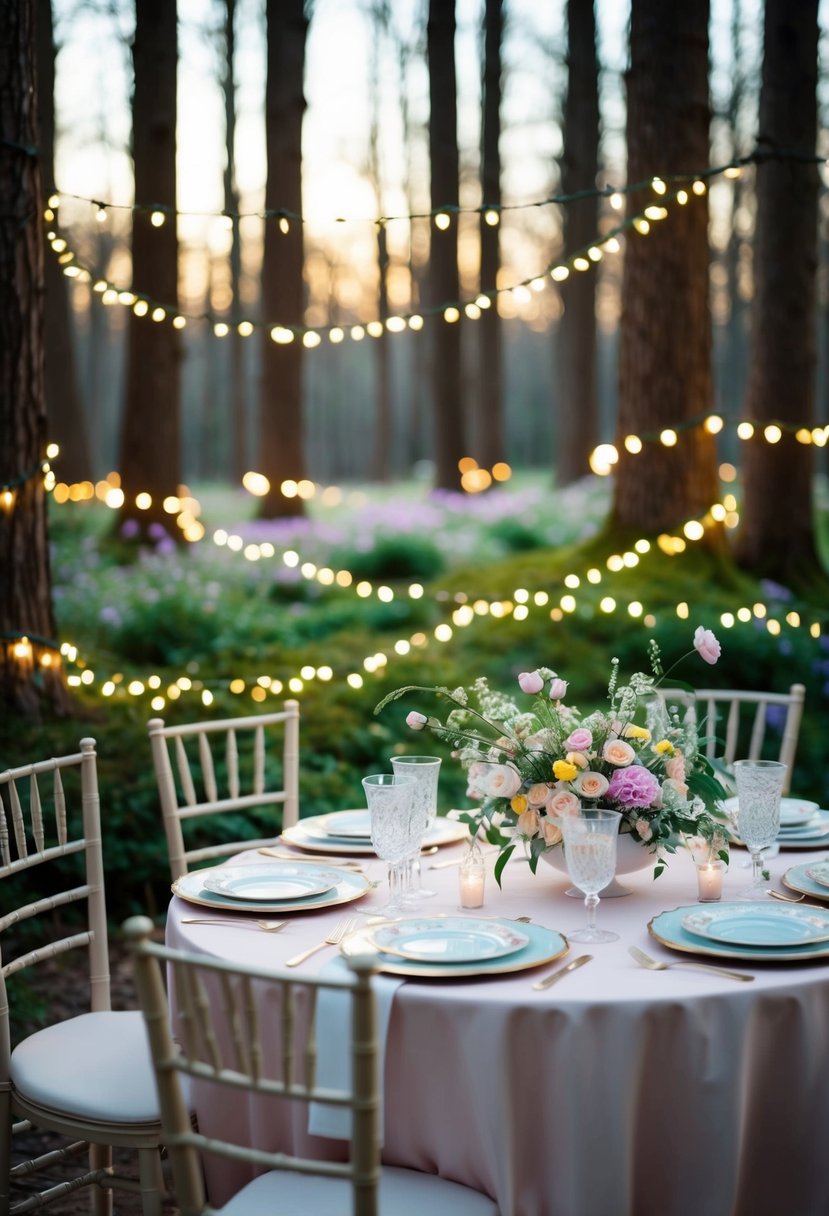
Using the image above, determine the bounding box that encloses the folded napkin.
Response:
[308,957,403,1143]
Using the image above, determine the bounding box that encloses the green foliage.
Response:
[330,534,446,581]
[485,516,546,553]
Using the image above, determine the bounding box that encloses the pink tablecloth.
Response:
[166,838,829,1216]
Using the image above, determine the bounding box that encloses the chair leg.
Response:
[89,1144,113,1216]
[0,1105,11,1216]
[137,1148,163,1216]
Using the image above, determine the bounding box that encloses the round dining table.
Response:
[165,832,829,1216]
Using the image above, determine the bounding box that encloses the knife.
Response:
[532,953,593,991]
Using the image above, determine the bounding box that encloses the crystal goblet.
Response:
[733,759,787,899]
[390,755,441,901]
[361,773,420,916]
[557,810,622,943]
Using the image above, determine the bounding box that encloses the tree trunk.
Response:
[258,0,307,519]
[613,0,721,535]
[478,0,503,472]
[36,0,91,484]
[427,0,464,490]
[223,0,247,483]
[118,0,181,541]
[556,0,599,487]
[733,0,822,584]
[0,0,69,714]
[369,2,392,482]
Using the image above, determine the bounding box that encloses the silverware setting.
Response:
[628,944,753,983]
[181,918,288,932]
[532,954,593,991]
[767,889,806,903]
[285,916,357,967]
[257,848,364,869]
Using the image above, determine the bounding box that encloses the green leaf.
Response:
[493,845,515,888]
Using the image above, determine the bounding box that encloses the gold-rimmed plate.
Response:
[172,864,371,914]
[282,814,469,855]
[783,862,829,903]
[649,904,829,963]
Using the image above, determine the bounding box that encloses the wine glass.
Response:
[390,755,441,900]
[361,773,420,916]
[733,759,787,899]
[557,810,622,943]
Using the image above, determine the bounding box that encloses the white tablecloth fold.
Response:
[308,957,403,1142]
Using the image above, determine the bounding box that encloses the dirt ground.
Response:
[10,938,178,1216]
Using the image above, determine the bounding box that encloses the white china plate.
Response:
[723,796,820,828]
[316,809,372,839]
[201,864,335,902]
[682,903,829,947]
[649,904,829,963]
[729,809,829,850]
[805,861,829,890]
[784,863,829,902]
[368,917,529,963]
[340,917,568,979]
[281,814,469,855]
[173,864,370,913]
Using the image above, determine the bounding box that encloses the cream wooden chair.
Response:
[124,915,499,1216]
[656,683,805,795]
[148,702,300,881]
[0,739,169,1216]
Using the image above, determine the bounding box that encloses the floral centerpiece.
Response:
[375,628,730,886]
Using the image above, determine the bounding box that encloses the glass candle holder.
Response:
[696,859,724,902]
[459,840,485,908]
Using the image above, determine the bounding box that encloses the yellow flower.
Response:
[623,724,651,741]
[553,759,578,782]
[511,793,528,814]
[654,739,675,756]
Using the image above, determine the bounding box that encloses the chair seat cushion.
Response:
[10,1010,162,1124]
[219,1164,499,1215]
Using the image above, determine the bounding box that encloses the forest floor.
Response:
[10,937,178,1216]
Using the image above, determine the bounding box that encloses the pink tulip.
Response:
[406,711,428,731]
[548,677,568,702]
[518,670,544,695]
[693,626,721,665]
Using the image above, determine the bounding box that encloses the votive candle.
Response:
[696,861,724,902]
[460,845,485,908]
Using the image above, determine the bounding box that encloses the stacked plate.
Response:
[172,860,371,913]
[340,915,568,979]
[281,809,470,856]
[783,860,829,902]
[649,900,829,963]
[724,796,829,849]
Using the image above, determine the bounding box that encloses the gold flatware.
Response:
[629,944,753,983]
[257,848,364,869]
[532,954,592,991]
[429,855,465,870]
[181,918,288,932]
[285,917,356,967]
[768,889,805,903]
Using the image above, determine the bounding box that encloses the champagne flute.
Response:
[390,755,441,901]
[733,759,787,899]
[557,810,621,943]
[361,773,420,916]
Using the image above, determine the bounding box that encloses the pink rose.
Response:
[693,626,721,665]
[602,739,635,767]
[516,809,541,838]
[406,711,427,730]
[664,755,686,782]
[607,765,661,808]
[575,771,609,800]
[548,678,569,701]
[547,789,581,818]
[518,670,544,695]
[565,727,593,752]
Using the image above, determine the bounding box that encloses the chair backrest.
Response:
[123,915,379,1216]
[148,702,300,880]
[656,683,805,795]
[0,738,111,1070]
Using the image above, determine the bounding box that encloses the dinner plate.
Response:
[681,903,829,947]
[783,862,829,902]
[723,796,819,828]
[805,861,829,890]
[649,905,829,962]
[729,809,829,850]
[201,863,335,902]
[173,864,371,913]
[368,917,530,963]
[340,917,568,979]
[316,810,372,839]
[281,815,469,855]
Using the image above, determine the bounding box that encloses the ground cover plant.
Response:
[2,473,828,926]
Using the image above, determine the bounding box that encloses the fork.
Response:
[285,917,355,967]
[181,918,288,932]
[628,944,753,983]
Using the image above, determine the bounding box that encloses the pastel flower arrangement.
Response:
[376,628,730,885]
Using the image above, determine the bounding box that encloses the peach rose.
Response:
[575,771,610,800]
[477,763,522,800]
[602,739,636,767]
[526,782,554,808]
[634,817,654,842]
[664,754,686,782]
[664,776,689,799]
[547,789,581,818]
[516,809,542,838]
[542,818,563,846]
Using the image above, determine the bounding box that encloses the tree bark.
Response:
[36,0,91,484]
[477,0,504,472]
[556,0,599,487]
[258,0,307,519]
[733,0,822,584]
[613,0,721,535]
[0,0,68,714]
[117,0,181,540]
[223,0,247,484]
[427,0,464,490]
